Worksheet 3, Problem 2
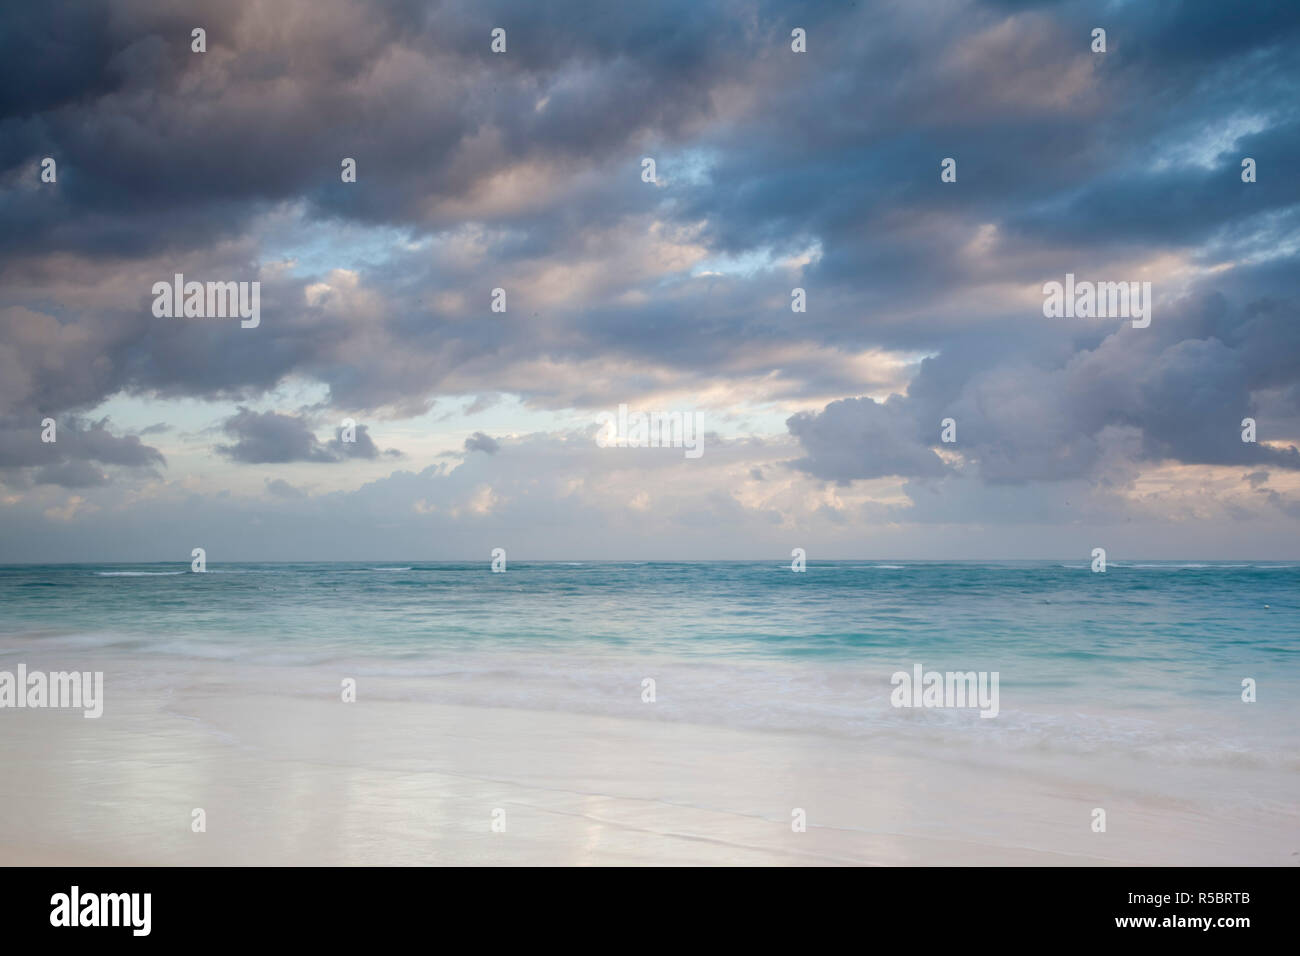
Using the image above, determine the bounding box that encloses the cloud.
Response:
[33,460,108,488]
[216,408,337,463]
[790,288,1300,486]
[1,0,1299,556]
[0,415,164,487]
[787,397,947,482]
[265,477,307,498]
[4,424,1300,562]
[215,407,390,463]
[464,431,500,454]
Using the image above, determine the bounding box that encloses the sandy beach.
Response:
[2,650,1294,866]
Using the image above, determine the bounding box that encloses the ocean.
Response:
[2,560,1296,765]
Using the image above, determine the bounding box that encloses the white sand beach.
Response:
[1,652,1294,866]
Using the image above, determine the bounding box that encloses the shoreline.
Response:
[1,653,1294,866]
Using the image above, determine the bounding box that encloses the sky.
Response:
[1,0,1299,562]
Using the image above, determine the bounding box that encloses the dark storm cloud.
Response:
[215,408,388,463]
[216,408,332,463]
[325,423,393,460]
[787,396,948,482]
[0,0,1297,500]
[790,287,1300,483]
[0,415,164,487]
[0,0,779,257]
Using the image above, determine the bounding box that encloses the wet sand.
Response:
[1,654,1294,866]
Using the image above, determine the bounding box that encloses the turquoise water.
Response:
[1,559,1294,665]
[2,561,1296,763]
